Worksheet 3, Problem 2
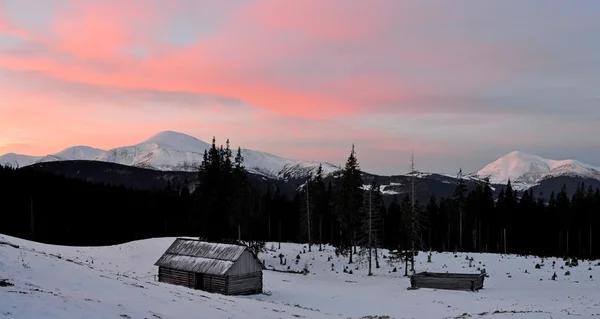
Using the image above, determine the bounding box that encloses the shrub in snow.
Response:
[303,262,310,275]
[0,279,14,287]
[392,267,397,272]
[535,264,541,269]
[571,258,579,267]
[552,272,557,280]
[348,270,353,274]
[565,271,570,276]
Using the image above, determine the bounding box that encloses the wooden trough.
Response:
[410,272,485,291]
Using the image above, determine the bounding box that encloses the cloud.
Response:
[0,0,599,173]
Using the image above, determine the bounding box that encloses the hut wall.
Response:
[228,251,264,276]
[227,272,263,295]
[158,267,195,289]
[202,274,227,294]
[410,272,484,291]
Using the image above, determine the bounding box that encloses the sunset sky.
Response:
[1,0,599,175]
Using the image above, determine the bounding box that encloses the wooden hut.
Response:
[410,272,485,291]
[154,238,263,295]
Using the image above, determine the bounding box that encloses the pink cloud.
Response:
[1,0,595,174]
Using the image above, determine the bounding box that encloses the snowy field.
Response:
[1,234,599,319]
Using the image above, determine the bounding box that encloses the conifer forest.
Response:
[1,138,599,260]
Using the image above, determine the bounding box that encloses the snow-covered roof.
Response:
[154,238,248,276]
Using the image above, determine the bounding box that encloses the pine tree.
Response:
[571,182,587,256]
[311,164,327,251]
[556,184,571,255]
[425,195,438,250]
[453,169,467,251]
[231,147,249,241]
[333,144,363,264]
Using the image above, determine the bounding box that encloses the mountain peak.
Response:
[141,131,210,153]
[475,151,600,190]
[52,146,106,161]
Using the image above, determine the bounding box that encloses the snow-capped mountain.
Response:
[39,146,106,163]
[0,131,339,180]
[96,131,339,179]
[0,146,106,168]
[473,151,600,190]
[0,153,40,168]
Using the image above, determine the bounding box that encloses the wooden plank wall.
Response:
[227,272,263,295]
[410,274,484,291]
[203,275,227,294]
[228,251,264,276]
[158,267,195,289]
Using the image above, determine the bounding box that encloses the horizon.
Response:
[1,1,600,174]
[2,129,599,176]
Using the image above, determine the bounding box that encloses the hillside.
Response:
[1,234,599,318]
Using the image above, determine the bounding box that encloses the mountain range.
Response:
[0,131,339,181]
[2,131,600,198]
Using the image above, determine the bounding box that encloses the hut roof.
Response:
[154,238,249,276]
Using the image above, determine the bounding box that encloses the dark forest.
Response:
[2,138,599,260]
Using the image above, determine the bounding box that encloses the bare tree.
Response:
[299,176,315,251]
[358,179,382,276]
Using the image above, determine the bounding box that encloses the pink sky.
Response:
[1,0,599,174]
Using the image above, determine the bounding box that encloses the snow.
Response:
[361,184,401,195]
[0,153,40,168]
[39,146,106,163]
[0,146,106,168]
[2,234,599,319]
[474,151,600,190]
[0,131,339,180]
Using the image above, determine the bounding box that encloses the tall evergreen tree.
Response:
[556,184,571,255]
[333,144,363,264]
[452,169,467,251]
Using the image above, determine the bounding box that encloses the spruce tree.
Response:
[333,144,363,264]
[556,184,571,255]
[452,169,467,251]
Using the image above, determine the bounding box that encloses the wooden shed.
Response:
[154,238,264,295]
[410,272,485,292]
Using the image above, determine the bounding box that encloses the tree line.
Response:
[1,138,599,260]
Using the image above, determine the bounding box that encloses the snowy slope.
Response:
[0,235,335,319]
[38,146,106,163]
[0,131,339,179]
[93,131,212,171]
[0,153,40,168]
[2,234,599,318]
[94,131,339,179]
[473,151,600,190]
[0,146,106,168]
